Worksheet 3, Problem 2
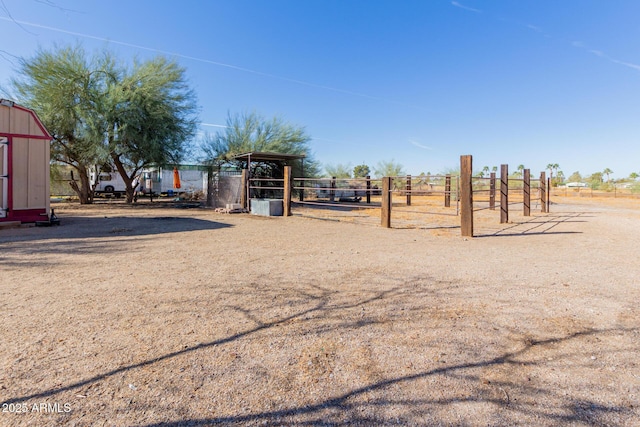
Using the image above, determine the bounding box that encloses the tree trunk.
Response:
[68,165,94,204]
[111,154,136,204]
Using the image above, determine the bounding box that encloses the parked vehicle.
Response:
[90,166,209,198]
[90,171,132,197]
[140,167,208,196]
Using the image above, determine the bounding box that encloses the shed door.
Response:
[0,136,7,217]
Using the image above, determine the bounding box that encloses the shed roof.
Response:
[0,99,52,140]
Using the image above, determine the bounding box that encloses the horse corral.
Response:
[239,155,559,237]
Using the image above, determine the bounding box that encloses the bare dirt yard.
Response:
[1,197,639,426]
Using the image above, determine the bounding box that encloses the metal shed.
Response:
[0,99,52,223]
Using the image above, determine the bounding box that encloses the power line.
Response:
[0,15,425,110]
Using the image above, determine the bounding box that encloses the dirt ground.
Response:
[1,197,639,426]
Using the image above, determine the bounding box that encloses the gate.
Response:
[208,172,243,208]
[0,136,8,218]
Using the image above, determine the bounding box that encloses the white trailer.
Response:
[90,166,208,197]
[90,170,132,197]
[142,167,208,196]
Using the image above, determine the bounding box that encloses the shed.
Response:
[0,99,52,223]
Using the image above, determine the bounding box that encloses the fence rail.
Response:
[236,157,564,237]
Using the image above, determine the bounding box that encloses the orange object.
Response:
[173,167,181,189]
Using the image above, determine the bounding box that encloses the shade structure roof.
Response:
[232,152,305,162]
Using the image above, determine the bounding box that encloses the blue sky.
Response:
[1,0,639,179]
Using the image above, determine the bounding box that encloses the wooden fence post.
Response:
[381,176,392,228]
[523,168,531,216]
[298,176,304,202]
[406,175,412,206]
[500,164,509,223]
[547,177,551,213]
[540,171,547,213]
[330,176,336,202]
[241,169,248,209]
[283,166,291,216]
[489,172,496,210]
[460,155,473,237]
[366,175,371,204]
[444,174,451,207]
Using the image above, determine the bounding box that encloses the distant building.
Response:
[565,182,588,188]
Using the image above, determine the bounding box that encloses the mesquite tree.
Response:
[9,45,198,203]
[201,111,320,178]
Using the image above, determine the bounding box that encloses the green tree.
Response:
[324,163,352,178]
[200,132,228,170]
[546,163,559,185]
[568,171,582,183]
[482,166,490,177]
[10,45,198,204]
[588,172,603,189]
[353,163,371,178]
[10,46,114,203]
[629,172,639,180]
[201,111,319,178]
[602,168,613,182]
[373,159,405,178]
[107,57,198,202]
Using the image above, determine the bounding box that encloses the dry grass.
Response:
[1,197,639,426]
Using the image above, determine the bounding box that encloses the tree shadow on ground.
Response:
[134,327,637,427]
[2,277,637,426]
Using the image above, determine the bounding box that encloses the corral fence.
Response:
[290,174,461,227]
[235,157,557,236]
[459,156,550,237]
[552,186,640,199]
[239,166,464,230]
[469,165,548,222]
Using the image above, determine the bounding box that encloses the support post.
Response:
[366,175,371,204]
[500,164,508,223]
[241,169,248,210]
[298,177,304,202]
[540,171,547,213]
[381,176,392,228]
[547,177,551,213]
[523,168,531,216]
[299,159,305,202]
[444,175,451,207]
[283,166,291,216]
[406,175,412,206]
[489,172,496,210]
[460,155,473,237]
[330,176,336,202]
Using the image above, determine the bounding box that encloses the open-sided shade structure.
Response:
[232,152,306,210]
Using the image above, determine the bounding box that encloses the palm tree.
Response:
[630,172,639,181]
[482,166,490,177]
[546,163,559,186]
[603,168,613,182]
